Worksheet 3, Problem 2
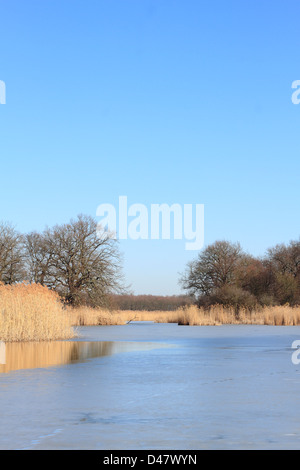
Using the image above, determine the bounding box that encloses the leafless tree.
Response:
[235,255,272,300]
[266,240,300,304]
[24,231,53,285]
[28,214,125,306]
[180,240,244,299]
[0,222,25,284]
[267,240,300,278]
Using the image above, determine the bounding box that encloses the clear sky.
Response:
[0,0,299,295]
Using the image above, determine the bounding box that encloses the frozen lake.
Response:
[1,322,300,449]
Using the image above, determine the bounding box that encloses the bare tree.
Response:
[0,222,25,284]
[267,240,300,278]
[180,240,244,300]
[180,238,300,308]
[235,255,272,300]
[38,214,125,306]
[266,240,300,304]
[24,231,53,285]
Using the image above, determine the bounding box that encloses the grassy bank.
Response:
[0,283,76,342]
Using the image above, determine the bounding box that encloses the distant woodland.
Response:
[110,294,194,311]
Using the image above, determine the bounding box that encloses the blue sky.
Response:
[0,0,299,295]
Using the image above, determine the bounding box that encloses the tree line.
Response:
[0,215,124,306]
[180,239,300,311]
[110,294,194,311]
[1,214,299,312]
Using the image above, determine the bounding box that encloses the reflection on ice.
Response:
[0,340,169,373]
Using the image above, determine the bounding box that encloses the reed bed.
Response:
[1,282,300,344]
[69,304,300,327]
[0,283,76,342]
[69,306,133,326]
[173,304,300,326]
[69,307,189,326]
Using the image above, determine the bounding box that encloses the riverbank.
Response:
[70,304,300,327]
[1,283,300,343]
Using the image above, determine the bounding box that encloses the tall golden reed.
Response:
[69,304,300,327]
[1,282,300,344]
[0,283,76,342]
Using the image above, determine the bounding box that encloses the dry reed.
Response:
[0,283,76,342]
[69,306,132,326]
[1,282,300,344]
[69,304,300,327]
